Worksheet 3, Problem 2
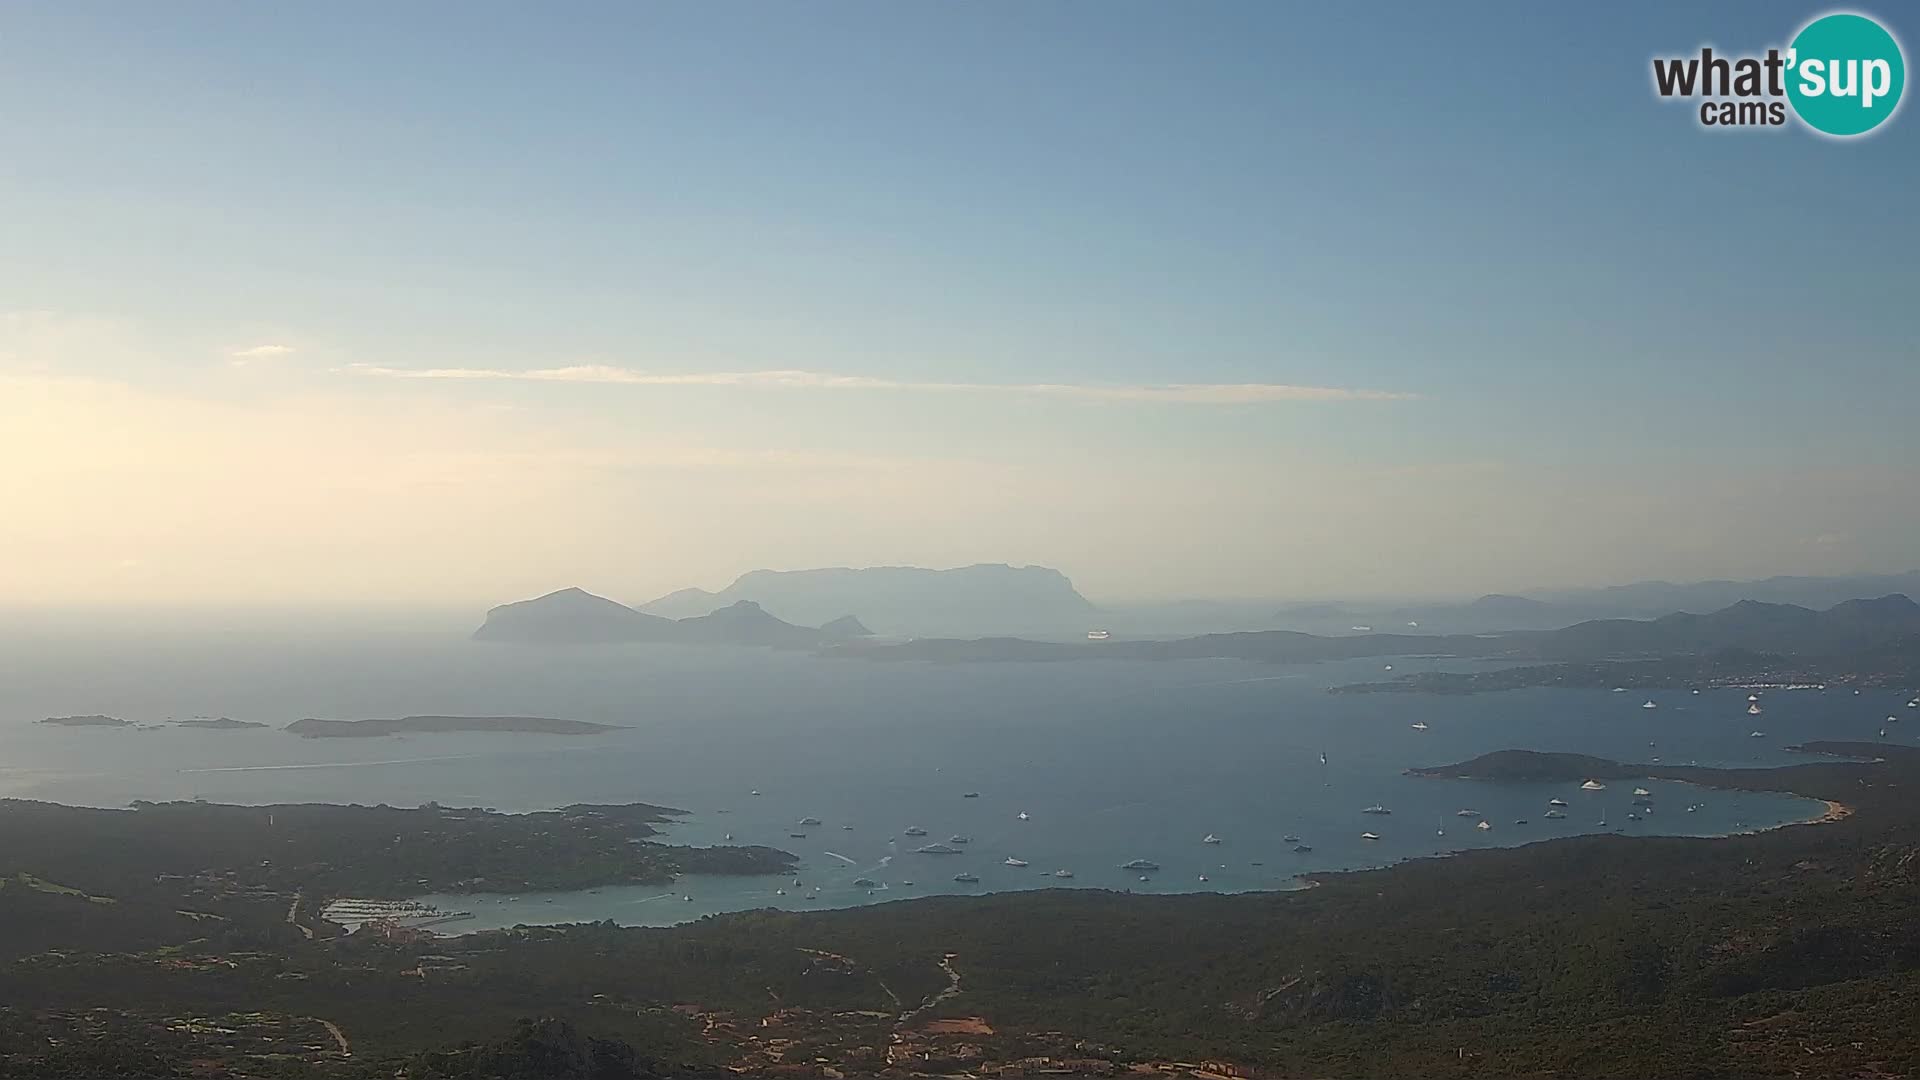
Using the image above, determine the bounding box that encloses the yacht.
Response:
[1410,721,1429,731]
[750,790,761,796]
[1017,811,1030,821]
[1361,805,1392,815]
[949,835,972,844]
[1292,844,1313,853]
[1749,703,1764,715]
[723,833,733,841]
[1548,798,1568,807]
[842,824,855,830]
[851,878,879,889]
[953,873,980,883]
[788,832,808,839]
[797,816,822,826]
[1908,699,1918,708]
[1612,687,1628,693]
[1888,715,1901,724]
[1749,731,1766,738]
[1544,810,1567,819]
[1086,629,1112,641]
[903,826,928,837]
[1004,857,1029,868]
[1513,819,1529,825]
[1580,780,1606,791]
[1748,694,1760,702]
[962,791,980,798]
[1053,869,1074,878]
[916,843,962,854]
[1476,820,1492,831]
[1642,700,1657,709]
[1455,808,1481,817]
[1632,788,1652,797]
[1280,834,1301,843]
[1202,833,1222,844]
[1360,832,1381,841]
[1120,858,1161,872]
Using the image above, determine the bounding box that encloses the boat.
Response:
[1197,874,1209,882]
[1410,721,1429,731]
[962,792,980,798]
[1597,818,1607,827]
[1548,798,1568,807]
[949,835,972,844]
[775,888,785,895]
[1053,869,1074,878]
[788,832,808,839]
[1513,819,1529,825]
[1362,805,1392,815]
[1455,808,1481,817]
[1360,832,1381,841]
[1004,857,1029,867]
[1692,689,1701,694]
[915,843,962,854]
[1139,875,1150,882]
[1686,805,1698,813]
[1642,700,1657,709]
[1749,703,1764,715]
[1633,788,1652,797]
[1888,715,1901,724]
[1882,728,1889,737]
[1908,699,1918,708]
[1017,812,1029,821]
[1748,694,1760,702]
[1281,834,1301,843]
[842,824,854,830]
[1202,833,1222,844]
[903,826,928,837]
[851,878,879,888]
[953,873,980,883]
[1476,820,1492,831]
[1749,731,1766,738]
[1436,828,1445,836]
[1086,629,1112,641]
[797,816,822,826]
[750,790,761,796]
[1120,859,1161,871]
[1581,780,1606,791]
[1545,810,1567,819]
[1292,844,1313,853]
[1319,752,1328,765]
[723,833,733,841]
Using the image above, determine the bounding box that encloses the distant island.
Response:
[473,588,868,648]
[285,715,624,738]
[174,717,268,730]
[1409,749,1648,782]
[40,714,131,727]
[637,563,1098,637]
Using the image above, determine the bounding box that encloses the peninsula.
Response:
[285,715,624,738]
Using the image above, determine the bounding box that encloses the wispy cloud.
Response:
[229,344,296,362]
[346,363,1412,404]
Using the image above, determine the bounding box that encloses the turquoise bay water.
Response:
[0,627,1891,928]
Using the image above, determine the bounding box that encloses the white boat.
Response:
[1004,857,1029,867]
[1888,715,1900,724]
[1086,629,1111,641]
[1908,699,1918,708]
[1750,731,1766,738]
[1748,703,1763,715]
[1053,869,1073,878]
[903,826,928,836]
[1197,874,1209,882]
[1632,788,1652,797]
[723,833,733,841]
[1642,700,1657,710]
[1748,694,1760,702]
[797,816,822,826]
[1360,832,1381,840]
[1017,811,1029,821]
[1455,808,1481,817]
[1581,780,1606,791]
[1362,805,1392,815]
[1548,798,1568,807]
[1410,721,1429,731]
[1476,820,1492,831]
[948,835,971,844]
[1201,834,1222,844]
[1544,810,1567,819]
[1612,687,1628,693]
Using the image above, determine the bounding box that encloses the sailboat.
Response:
[1410,721,1429,731]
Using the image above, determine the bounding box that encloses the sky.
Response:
[2,2,1916,610]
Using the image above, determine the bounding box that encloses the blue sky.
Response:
[1,3,1915,606]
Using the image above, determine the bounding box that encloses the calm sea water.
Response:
[0,626,1891,928]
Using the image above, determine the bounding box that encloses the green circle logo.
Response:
[1786,12,1906,136]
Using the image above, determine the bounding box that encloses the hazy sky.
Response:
[3,2,1916,609]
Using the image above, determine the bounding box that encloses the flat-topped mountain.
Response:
[638,563,1097,636]
[473,588,861,648]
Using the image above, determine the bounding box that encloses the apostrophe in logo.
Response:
[1785,13,1905,136]
[1650,10,1905,137]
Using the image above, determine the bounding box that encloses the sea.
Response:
[0,623,1893,930]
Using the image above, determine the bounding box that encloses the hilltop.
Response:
[473,588,862,648]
